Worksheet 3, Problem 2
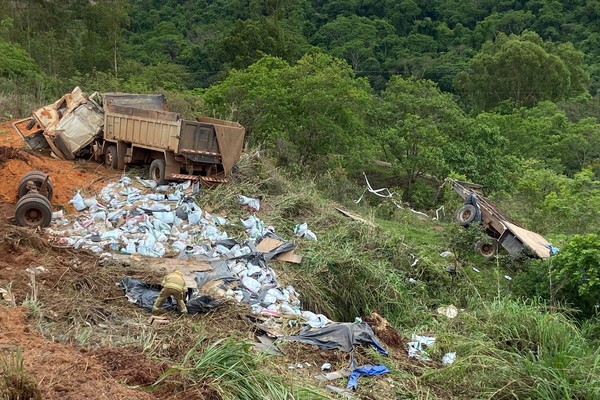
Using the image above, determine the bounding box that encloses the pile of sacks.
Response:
[48,176,328,326]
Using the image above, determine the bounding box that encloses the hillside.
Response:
[1,118,600,399]
[1,0,600,398]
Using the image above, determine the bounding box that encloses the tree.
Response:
[374,76,467,201]
[0,40,41,78]
[455,31,589,111]
[203,52,373,169]
[218,16,304,69]
[552,234,600,317]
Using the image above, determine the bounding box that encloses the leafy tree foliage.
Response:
[203,52,372,169]
[456,32,589,110]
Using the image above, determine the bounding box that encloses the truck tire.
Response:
[17,171,53,201]
[15,193,53,228]
[477,240,498,259]
[105,145,118,169]
[150,159,167,184]
[456,204,477,226]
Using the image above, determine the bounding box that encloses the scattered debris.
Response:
[294,222,317,241]
[346,364,391,391]
[408,334,435,361]
[439,251,454,258]
[326,384,354,399]
[442,352,457,366]
[147,315,170,327]
[239,195,260,211]
[321,363,332,371]
[335,207,377,228]
[0,287,15,306]
[436,305,458,319]
[315,369,351,382]
[287,322,388,354]
[363,311,404,348]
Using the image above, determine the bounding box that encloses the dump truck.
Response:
[451,180,553,259]
[94,93,245,184]
[14,88,246,185]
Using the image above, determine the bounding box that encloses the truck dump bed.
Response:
[451,180,553,259]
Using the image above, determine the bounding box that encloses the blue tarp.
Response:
[346,364,391,391]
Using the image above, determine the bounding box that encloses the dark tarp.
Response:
[286,322,388,355]
[118,277,223,314]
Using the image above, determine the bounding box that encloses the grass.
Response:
[0,348,42,400]
[423,299,600,399]
[155,337,328,400]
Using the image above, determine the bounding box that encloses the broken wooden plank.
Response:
[335,207,377,228]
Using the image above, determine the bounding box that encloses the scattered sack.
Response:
[442,352,457,366]
[239,195,260,211]
[294,222,317,241]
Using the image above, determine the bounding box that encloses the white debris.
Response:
[408,334,435,361]
[442,352,457,366]
[436,305,458,319]
[239,195,260,211]
[294,222,317,241]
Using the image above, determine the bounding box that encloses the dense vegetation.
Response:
[2,1,600,398]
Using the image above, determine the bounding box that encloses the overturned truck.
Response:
[14,88,245,185]
[452,180,554,260]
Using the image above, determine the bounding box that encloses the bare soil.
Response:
[0,120,119,210]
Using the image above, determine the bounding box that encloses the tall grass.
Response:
[155,337,327,400]
[424,299,600,399]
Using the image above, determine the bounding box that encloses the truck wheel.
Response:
[105,145,118,169]
[15,193,53,228]
[17,171,53,201]
[456,204,477,226]
[477,240,498,259]
[150,159,167,184]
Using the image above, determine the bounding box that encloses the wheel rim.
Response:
[152,166,161,181]
[481,243,494,256]
[461,209,472,221]
[24,208,43,226]
[106,152,113,166]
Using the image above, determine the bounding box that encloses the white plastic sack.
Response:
[70,192,87,211]
[239,195,260,211]
[442,352,456,366]
[294,222,317,241]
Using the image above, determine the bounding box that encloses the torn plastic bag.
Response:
[346,364,391,391]
[294,222,317,241]
[408,334,435,360]
[70,192,87,211]
[136,177,158,189]
[287,322,388,355]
